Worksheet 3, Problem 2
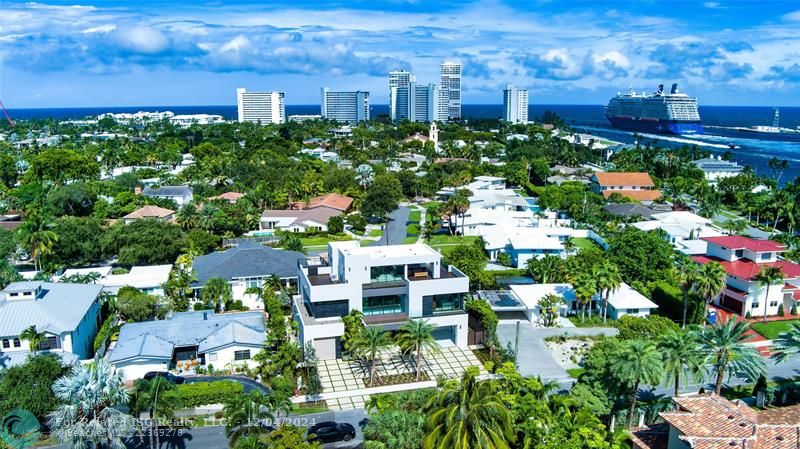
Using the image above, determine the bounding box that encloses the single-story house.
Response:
[632,211,724,254]
[207,192,245,204]
[191,241,305,309]
[260,193,353,233]
[0,281,103,368]
[102,265,172,296]
[122,205,175,224]
[108,310,265,381]
[141,185,194,206]
[590,172,662,202]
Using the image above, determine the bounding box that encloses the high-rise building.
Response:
[439,61,462,120]
[321,88,370,123]
[503,84,529,124]
[389,70,415,119]
[391,82,439,123]
[236,88,285,124]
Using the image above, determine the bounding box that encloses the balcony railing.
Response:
[363,312,409,325]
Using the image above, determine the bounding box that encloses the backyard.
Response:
[751,319,800,340]
[572,237,599,251]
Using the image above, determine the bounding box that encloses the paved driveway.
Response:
[367,206,409,246]
[496,323,618,383]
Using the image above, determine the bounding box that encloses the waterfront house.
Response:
[693,156,744,183]
[0,281,103,368]
[295,242,470,359]
[693,235,800,317]
[109,310,265,381]
[590,172,662,202]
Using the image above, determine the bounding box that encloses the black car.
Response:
[143,371,185,384]
[307,421,356,443]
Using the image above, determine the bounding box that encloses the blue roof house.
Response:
[0,281,104,369]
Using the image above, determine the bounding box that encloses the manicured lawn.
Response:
[367,229,382,237]
[572,237,599,251]
[299,234,352,247]
[403,236,418,244]
[407,223,421,236]
[425,234,479,246]
[408,209,421,222]
[567,368,585,379]
[292,402,329,415]
[421,201,441,209]
[751,319,800,340]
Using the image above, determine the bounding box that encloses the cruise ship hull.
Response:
[606,116,704,135]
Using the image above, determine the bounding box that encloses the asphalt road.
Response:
[48,409,368,449]
[367,206,409,246]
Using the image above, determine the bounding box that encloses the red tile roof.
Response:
[630,424,669,449]
[692,255,800,281]
[208,192,245,202]
[702,235,786,253]
[593,172,656,187]
[601,189,663,201]
[306,193,353,212]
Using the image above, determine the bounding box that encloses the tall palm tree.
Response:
[755,265,784,323]
[572,272,597,322]
[771,322,800,364]
[20,325,46,352]
[696,319,766,394]
[693,261,727,322]
[674,254,698,328]
[175,203,199,230]
[423,370,515,449]
[396,319,438,382]
[18,212,59,272]
[202,277,233,311]
[659,330,705,397]
[223,390,275,448]
[134,377,175,449]
[594,261,622,322]
[352,326,391,387]
[48,356,135,449]
[610,339,663,428]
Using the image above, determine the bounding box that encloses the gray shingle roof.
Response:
[142,185,192,197]
[0,282,103,336]
[0,350,79,369]
[109,310,265,363]
[192,242,305,287]
[602,203,672,219]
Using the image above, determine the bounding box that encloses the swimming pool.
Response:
[524,197,540,212]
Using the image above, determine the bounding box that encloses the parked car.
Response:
[143,371,185,384]
[307,421,356,443]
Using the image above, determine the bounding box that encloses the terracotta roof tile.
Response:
[208,192,245,202]
[692,255,800,281]
[593,172,655,187]
[123,205,175,220]
[630,423,669,449]
[306,193,353,212]
[601,189,663,201]
[702,236,786,253]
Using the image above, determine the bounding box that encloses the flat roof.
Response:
[509,283,575,310]
[336,242,440,260]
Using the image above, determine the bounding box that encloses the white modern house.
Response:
[109,310,265,381]
[58,265,172,296]
[692,156,744,183]
[0,282,104,368]
[632,211,724,255]
[295,242,470,359]
[693,236,800,317]
[141,185,194,206]
[484,281,658,325]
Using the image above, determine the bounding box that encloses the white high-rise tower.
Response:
[236,88,285,124]
[503,85,529,124]
[439,61,462,120]
[389,70,415,120]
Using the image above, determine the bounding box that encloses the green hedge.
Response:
[465,298,498,333]
[93,315,117,353]
[167,380,244,408]
[651,281,704,325]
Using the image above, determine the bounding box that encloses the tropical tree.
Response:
[755,265,784,323]
[48,357,135,449]
[594,260,622,322]
[202,277,233,311]
[659,330,705,397]
[423,369,515,449]
[610,339,663,428]
[771,322,800,363]
[20,325,46,352]
[352,326,391,387]
[696,319,766,394]
[130,377,175,449]
[538,293,565,327]
[693,261,727,322]
[572,272,597,321]
[224,390,275,448]
[722,219,747,236]
[363,410,424,449]
[176,203,199,229]
[673,253,698,328]
[396,319,438,382]
[525,255,565,284]
[17,212,59,271]
[280,233,306,254]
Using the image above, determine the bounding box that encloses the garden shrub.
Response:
[168,380,244,408]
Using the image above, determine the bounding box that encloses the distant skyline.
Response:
[1,0,800,108]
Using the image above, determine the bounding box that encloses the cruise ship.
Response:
[605,83,704,135]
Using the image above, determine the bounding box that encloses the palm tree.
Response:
[18,212,58,272]
[202,277,233,311]
[771,322,800,363]
[659,330,705,397]
[396,319,438,382]
[696,319,766,395]
[673,254,698,328]
[280,233,306,254]
[610,339,663,428]
[223,390,275,448]
[572,272,596,322]
[755,265,784,323]
[48,356,135,449]
[352,326,391,387]
[20,325,47,352]
[362,410,424,449]
[594,261,622,322]
[693,261,727,322]
[538,293,566,327]
[722,219,747,236]
[423,370,515,449]
[175,203,199,229]
[134,377,175,449]
[525,255,564,283]
[563,236,576,255]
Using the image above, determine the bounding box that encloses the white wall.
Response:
[116,359,169,381]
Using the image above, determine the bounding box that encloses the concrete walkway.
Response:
[497,322,618,382]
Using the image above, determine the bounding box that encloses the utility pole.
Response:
[514,320,520,369]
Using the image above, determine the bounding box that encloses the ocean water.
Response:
[6,104,800,183]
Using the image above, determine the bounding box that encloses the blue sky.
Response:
[1,0,800,108]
